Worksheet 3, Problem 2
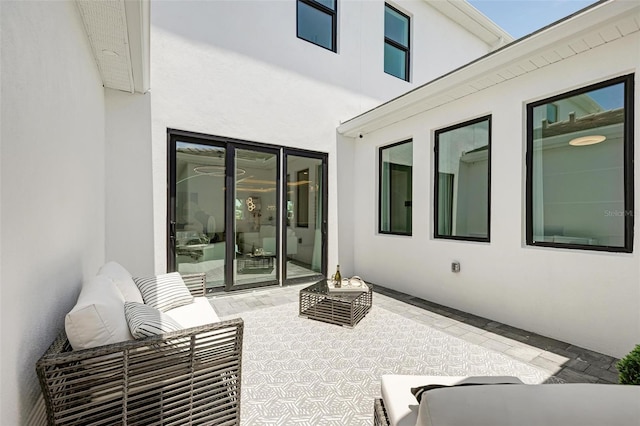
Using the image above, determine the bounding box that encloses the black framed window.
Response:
[384,4,410,81]
[379,139,412,235]
[434,116,491,241]
[526,74,634,252]
[297,0,337,52]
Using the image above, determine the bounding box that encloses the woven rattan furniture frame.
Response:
[373,398,391,426]
[36,273,244,426]
[299,279,372,327]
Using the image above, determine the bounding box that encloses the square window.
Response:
[434,117,491,241]
[526,75,633,252]
[379,140,413,235]
[297,0,336,52]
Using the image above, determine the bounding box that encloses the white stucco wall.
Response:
[149,0,492,273]
[105,89,155,276]
[349,33,640,358]
[0,1,106,423]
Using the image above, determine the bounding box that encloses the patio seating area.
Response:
[209,281,621,424]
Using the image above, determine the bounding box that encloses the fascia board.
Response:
[427,0,514,47]
[338,0,637,138]
[124,0,151,94]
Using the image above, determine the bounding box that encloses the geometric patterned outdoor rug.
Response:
[232,302,558,425]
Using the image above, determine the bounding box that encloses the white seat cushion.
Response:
[417,383,640,426]
[65,275,134,350]
[164,297,220,329]
[98,261,143,303]
[381,375,522,426]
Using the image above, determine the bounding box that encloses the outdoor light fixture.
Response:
[569,135,606,146]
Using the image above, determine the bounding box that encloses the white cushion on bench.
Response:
[98,261,143,304]
[65,275,134,350]
[165,296,220,329]
[417,383,640,426]
[380,375,522,426]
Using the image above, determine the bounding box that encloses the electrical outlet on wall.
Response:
[451,261,461,273]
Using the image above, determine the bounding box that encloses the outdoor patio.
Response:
[209,281,621,424]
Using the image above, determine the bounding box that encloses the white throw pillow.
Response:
[124,302,183,339]
[98,261,144,303]
[132,272,193,312]
[165,297,220,329]
[65,275,134,351]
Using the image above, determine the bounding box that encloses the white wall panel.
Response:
[0,1,106,423]
[350,34,640,358]
[149,0,491,272]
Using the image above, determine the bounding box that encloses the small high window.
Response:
[526,75,634,252]
[384,4,410,81]
[434,116,491,241]
[297,0,337,52]
[379,140,413,235]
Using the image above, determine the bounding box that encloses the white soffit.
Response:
[338,0,640,138]
[428,0,514,48]
[76,0,150,93]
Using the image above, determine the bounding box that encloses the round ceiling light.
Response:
[569,135,606,146]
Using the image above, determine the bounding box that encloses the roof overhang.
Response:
[338,0,639,138]
[427,0,514,49]
[76,0,150,94]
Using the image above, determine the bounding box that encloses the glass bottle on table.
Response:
[334,265,341,288]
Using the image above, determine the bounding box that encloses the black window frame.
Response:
[434,115,492,242]
[296,0,337,52]
[384,3,410,82]
[378,138,413,236]
[525,74,634,253]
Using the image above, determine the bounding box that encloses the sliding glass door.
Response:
[170,139,228,292]
[168,132,327,291]
[233,147,279,288]
[284,150,327,284]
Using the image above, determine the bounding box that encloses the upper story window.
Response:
[384,4,410,81]
[297,0,337,52]
[434,116,491,242]
[379,140,413,235]
[526,74,634,252]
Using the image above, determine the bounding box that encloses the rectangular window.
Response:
[434,116,491,241]
[379,140,413,235]
[297,0,337,52]
[384,4,410,81]
[526,75,634,252]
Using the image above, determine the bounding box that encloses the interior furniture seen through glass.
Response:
[170,133,328,291]
[174,142,227,291]
[379,140,413,235]
[434,116,491,241]
[286,154,325,281]
[233,148,279,288]
[527,75,632,251]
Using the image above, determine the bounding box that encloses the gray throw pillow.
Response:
[132,272,194,312]
[124,302,184,339]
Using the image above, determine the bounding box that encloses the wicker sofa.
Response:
[36,264,243,426]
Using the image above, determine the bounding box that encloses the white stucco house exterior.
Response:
[1,0,638,423]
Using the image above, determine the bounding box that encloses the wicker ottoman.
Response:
[299,279,372,327]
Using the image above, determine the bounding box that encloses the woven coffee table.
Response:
[299,279,372,327]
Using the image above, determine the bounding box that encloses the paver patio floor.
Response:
[209,281,620,384]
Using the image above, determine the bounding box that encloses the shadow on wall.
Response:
[151,0,389,101]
